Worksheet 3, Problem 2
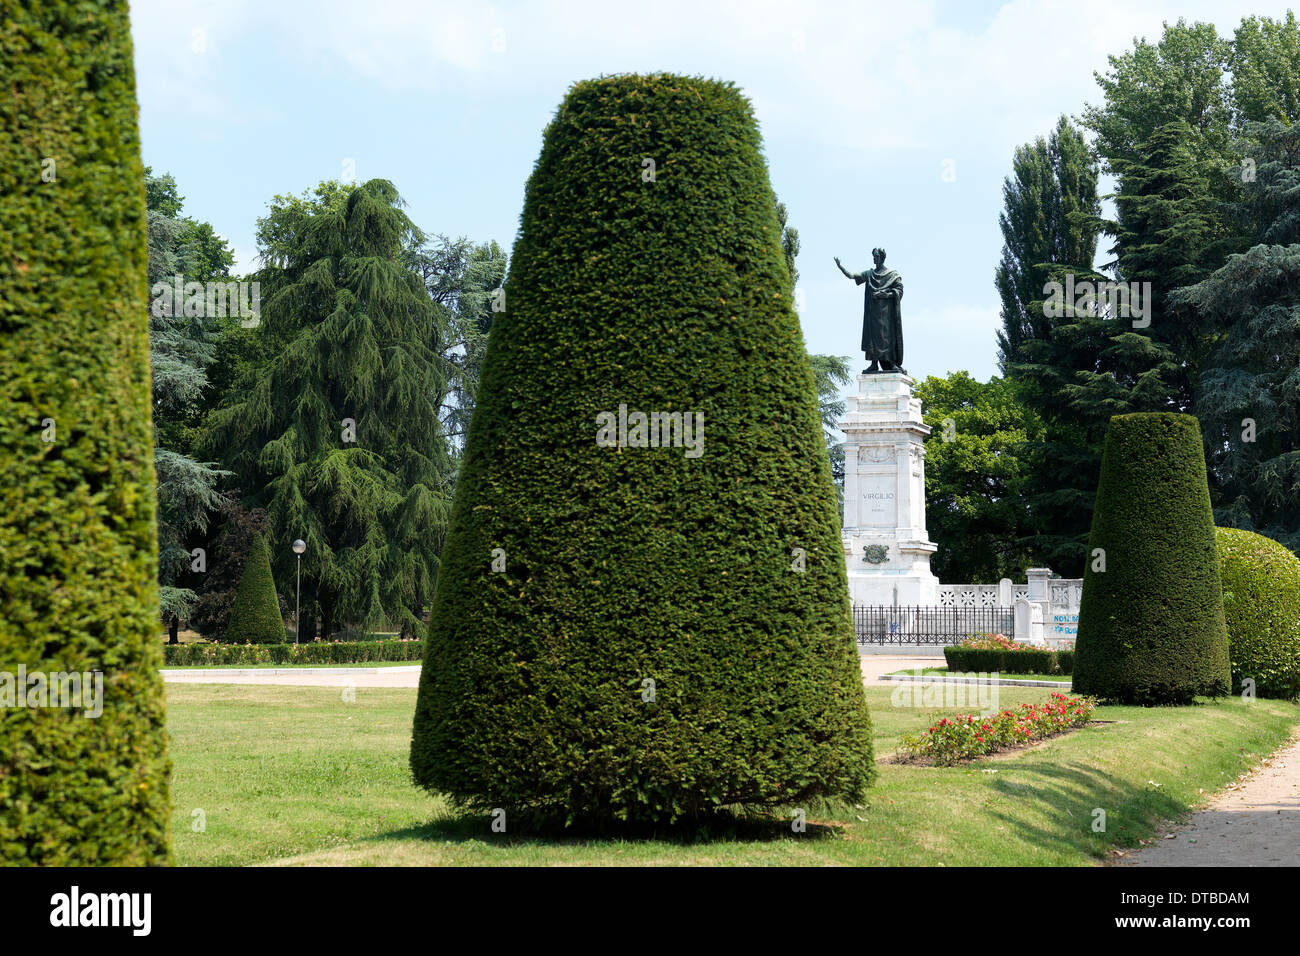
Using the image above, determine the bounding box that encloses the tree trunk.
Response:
[320,592,336,641]
[168,615,179,645]
[299,601,318,643]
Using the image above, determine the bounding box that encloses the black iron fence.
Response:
[852,604,1013,646]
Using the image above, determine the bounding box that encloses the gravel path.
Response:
[1118,733,1300,867]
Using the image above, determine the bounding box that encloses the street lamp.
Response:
[292,539,307,644]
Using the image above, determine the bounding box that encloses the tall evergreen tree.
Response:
[1005,21,1244,573]
[1174,117,1300,551]
[407,236,508,455]
[995,119,1104,574]
[145,169,232,637]
[772,194,848,503]
[995,116,1101,371]
[776,200,801,286]
[206,179,453,637]
[808,353,851,504]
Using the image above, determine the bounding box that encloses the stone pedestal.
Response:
[840,372,940,605]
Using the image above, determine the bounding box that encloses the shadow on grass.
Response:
[981,759,1189,861]
[365,806,844,850]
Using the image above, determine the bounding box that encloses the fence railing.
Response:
[852,604,1014,646]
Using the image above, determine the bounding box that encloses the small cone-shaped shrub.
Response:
[411,74,874,826]
[1074,413,1230,704]
[0,2,170,862]
[1216,527,1300,699]
[225,535,285,643]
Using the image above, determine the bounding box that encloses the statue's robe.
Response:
[854,267,904,368]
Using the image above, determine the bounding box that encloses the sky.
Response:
[130,0,1297,384]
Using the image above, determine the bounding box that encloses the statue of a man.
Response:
[835,247,904,373]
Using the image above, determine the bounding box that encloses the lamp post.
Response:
[292,539,307,644]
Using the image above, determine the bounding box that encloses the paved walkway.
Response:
[161,665,421,688]
[162,656,938,689]
[859,655,944,685]
[1119,733,1300,867]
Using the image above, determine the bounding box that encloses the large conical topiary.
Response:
[1215,527,1300,699]
[0,2,170,862]
[411,74,874,826]
[224,535,285,643]
[1073,413,1230,704]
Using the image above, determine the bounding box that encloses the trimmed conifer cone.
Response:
[224,534,287,644]
[1073,413,1231,705]
[0,2,171,862]
[411,74,874,827]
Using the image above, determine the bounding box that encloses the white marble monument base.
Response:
[840,372,940,606]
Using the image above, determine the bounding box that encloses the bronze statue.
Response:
[835,248,904,373]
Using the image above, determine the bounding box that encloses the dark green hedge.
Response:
[411,73,874,827]
[224,534,284,643]
[0,2,170,863]
[163,639,423,667]
[1073,414,1230,704]
[944,647,1072,675]
[1216,527,1300,699]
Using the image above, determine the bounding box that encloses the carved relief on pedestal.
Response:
[908,445,924,477]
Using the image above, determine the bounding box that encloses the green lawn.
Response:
[166,682,1299,866]
[888,666,1072,683]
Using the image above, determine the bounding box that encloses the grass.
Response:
[166,682,1300,866]
[888,666,1072,683]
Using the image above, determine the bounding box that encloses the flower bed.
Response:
[163,638,423,667]
[898,692,1097,765]
[944,632,1074,675]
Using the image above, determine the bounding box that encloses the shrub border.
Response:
[163,639,422,667]
[944,646,1074,675]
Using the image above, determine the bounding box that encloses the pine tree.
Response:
[1009,24,1243,574]
[995,116,1101,371]
[206,180,452,637]
[774,196,845,502]
[994,117,1103,574]
[1173,118,1300,551]
[407,236,508,457]
[145,169,231,636]
[809,353,851,504]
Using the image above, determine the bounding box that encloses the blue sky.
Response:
[130,0,1295,384]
